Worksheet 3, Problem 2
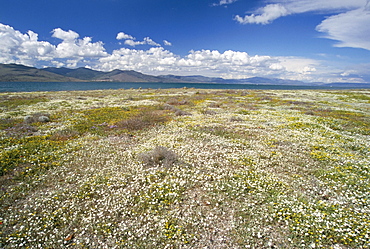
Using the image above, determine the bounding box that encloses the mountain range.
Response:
[1,63,369,87]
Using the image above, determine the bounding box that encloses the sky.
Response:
[1,0,370,83]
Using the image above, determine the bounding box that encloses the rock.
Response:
[24,115,34,124]
[38,116,50,122]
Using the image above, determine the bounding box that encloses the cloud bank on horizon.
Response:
[0,22,322,82]
[0,0,369,83]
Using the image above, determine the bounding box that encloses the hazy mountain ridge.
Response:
[43,67,103,80]
[0,64,78,82]
[1,63,369,87]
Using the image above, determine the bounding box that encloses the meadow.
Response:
[0,88,369,248]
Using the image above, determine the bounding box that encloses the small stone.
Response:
[38,116,50,122]
[24,115,34,124]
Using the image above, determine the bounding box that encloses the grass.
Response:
[0,88,369,248]
[0,95,49,111]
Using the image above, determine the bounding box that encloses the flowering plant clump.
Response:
[0,88,369,248]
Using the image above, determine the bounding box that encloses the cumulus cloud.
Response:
[0,24,107,67]
[95,47,323,81]
[163,40,172,46]
[116,32,134,40]
[116,32,161,47]
[235,0,370,51]
[52,28,79,41]
[213,0,238,6]
[51,28,107,60]
[54,35,107,58]
[123,37,161,47]
[0,22,363,82]
[235,4,289,24]
[0,23,55,65]
[98,47,179,72]
[144,37,161,46]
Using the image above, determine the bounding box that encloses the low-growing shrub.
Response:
[72,106,171,135]
[163,104,177,111]
[0,117,20,130]
[164,104,192,116]
[0,96,49,110]
[49,129,79,141]
[230,116,243,122]
[166,98,191,106]
[5,124,38,138]
[174,109,192,116]
[0,135,66,177]
[208,102,221,108]
[138,146,178,168]
[115,108,171,131]
[202,109,217,115]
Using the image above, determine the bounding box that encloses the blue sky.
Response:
[1,0,370,83]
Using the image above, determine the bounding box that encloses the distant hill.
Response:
[235,77,306,85]
[0,64,77,82]
[43,67,103,80]
[2,63,368,87]
[0,64,168,83]
[94,69,165,82]
[0,63,311,84]
[159,75,225,83]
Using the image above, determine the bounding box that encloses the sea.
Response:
[0,81,368,92]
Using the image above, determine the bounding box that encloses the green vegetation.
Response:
[0,88,369,248]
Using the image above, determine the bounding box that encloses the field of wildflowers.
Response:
[0,88,369,248]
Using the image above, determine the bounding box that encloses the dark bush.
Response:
[0,117,19,130]
[138,146,178,168]
[208,102,221,108]
[164,104,192,116]
[166,98,190,106]
[174,109,192,116]
[230,116,244,122]
[202,109,217,115]
[5,124,38,137]
[115,109,170,131]
[49,129,79,141]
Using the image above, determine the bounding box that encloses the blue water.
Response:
[0,81,365,92]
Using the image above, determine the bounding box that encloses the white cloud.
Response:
[124,37,161,47]
[143,37,160,46]
[223,0,237,4]
[0,22,366,83]
[52,28,107,59]
[54,36,107,58]
[0,24,107,67]
[96,47,325,81]
[98,47,180,72]
[52,28,79,41]
[235,0,370,51]
[116,32,162,47]
[0,23,55,65]
[316,8,370,50]
[269,0,365,13]
[278,57,317,73]
[235,4,290,25]
[163,40,172,46]
[116,32,135,40]
[213,0,238,6]
[124,39,144,46]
